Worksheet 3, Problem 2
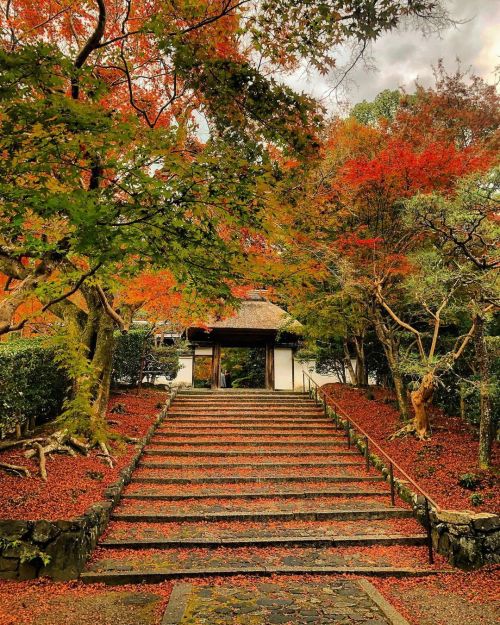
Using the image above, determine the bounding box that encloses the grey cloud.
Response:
[285,0,500,108]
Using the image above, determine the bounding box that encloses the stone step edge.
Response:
[131,475,385,484]
[158,425,337,431]
[80,566,446,584]
[143,450,359,457]
[99,534,427,549]
[111,508,412,522]
[121,488,389,501]
[162,419,333,424]
[148,441,347,447]
[168,406,325,417]
[137,462,365,469]
[154,433,340,438]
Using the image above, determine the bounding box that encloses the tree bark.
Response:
[373,309,409,421]
[410,371,435,439]
[475,315,493,469]
[353,333,368,386]
[90,308,115,429]
[343,338,357,385]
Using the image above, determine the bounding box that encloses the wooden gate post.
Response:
[211,344,221,389]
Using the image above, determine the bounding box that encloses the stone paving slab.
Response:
[161,580,411,625]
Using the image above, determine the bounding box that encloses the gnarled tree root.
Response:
[0,462,31,477]
[389,422,431,441]
[1,430,113,479]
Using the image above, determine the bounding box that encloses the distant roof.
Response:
[207,291,302,333]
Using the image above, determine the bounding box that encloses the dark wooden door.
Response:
[265,344,274,390]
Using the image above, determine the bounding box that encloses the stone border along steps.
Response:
[81,389,448,584]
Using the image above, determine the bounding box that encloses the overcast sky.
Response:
[288,0,500,110]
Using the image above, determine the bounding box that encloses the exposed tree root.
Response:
[97,441,115,468]
[0,429,116,478]
[389,422,431,441]
[34,442,47,481]
[0,462,31,477]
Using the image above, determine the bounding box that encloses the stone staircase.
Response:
[82,389,441,584]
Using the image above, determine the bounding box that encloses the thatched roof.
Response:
[208,292,302,333]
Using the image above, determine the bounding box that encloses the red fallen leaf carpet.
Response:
[323,384,499,513]
[0,389,167,520]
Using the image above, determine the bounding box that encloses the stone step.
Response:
[162,418,333,425]
[104,515,424,536]
[177,390,304,395]
[82,544,442,585]
[153,431,340,439]
[131,475,383,485]
[81,565,443,584]
[148,439,347,447]
[122,487,388,501]
[172,398,317,404]
[125,479,386,497]
[100,534,427,549]
[142,449,358,457]
[116,494,397,517]
[111,506,413,522]
[138,461,365,470]
[159,424,336,431]
[166,411,325,417]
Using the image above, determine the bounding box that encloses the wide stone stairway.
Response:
[82,389,439,584]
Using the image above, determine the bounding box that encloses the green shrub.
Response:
[470,493,484,507]
[458,473,481,490]
[111,328,152,387]
[0,339,68,436]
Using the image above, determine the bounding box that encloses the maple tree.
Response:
[0,0,448,448]
[277,66,498,442]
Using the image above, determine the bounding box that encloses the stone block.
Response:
[0,557,18,572]
[43,531,84,580]
[32,520,60,544]
[471,513,500,533]
[0,520,30,541]
[18,560,39,580]
[455,536,482,569]
[484,531,500,554]
[436,509,473,526]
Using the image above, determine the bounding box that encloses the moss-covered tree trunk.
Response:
[475,315,493,469]
[373,309,409,421]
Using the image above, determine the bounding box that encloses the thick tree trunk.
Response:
[90,309,115,430]
[373,310,409,421]
[475,315,493,469]
[410,371,435,439]
[353,334,368,387]
[343,338,357,385]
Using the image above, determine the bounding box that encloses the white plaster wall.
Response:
[293,359,346,390]
[274,348,294,390]
[164,355,193,386]
[195,346,213,357]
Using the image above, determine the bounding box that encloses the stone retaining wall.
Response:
[0,388,178,580]
[328,405,500,570]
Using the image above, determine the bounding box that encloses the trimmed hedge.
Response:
[0,328,182,436]
[0,339,67,436]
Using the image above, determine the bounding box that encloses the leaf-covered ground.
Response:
[0,389,167,520]
[323,384,499,512]
[0,570,498,625]
[372,568,500,625]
